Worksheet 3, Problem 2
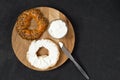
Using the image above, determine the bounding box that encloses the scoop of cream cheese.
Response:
[59,42,63,48]
[48,20,68,39]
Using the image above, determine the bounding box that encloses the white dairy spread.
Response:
[48,20,68,38]
[27,39,60,70]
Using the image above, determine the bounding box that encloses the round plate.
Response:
[12,7,75,71]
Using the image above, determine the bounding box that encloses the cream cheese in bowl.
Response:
[48,20,68,39]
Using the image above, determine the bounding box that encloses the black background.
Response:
[0,0,120,80]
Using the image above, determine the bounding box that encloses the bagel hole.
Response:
[36,47,49,56]
[29,19,37,30]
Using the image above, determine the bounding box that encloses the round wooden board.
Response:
[12,7,75,71]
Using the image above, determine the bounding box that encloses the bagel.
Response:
[27,39,60,70]
[16,9,49,40]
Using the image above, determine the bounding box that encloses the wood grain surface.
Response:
[12,7,75,71]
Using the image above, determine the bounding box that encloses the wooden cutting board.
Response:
[12,7,75,71]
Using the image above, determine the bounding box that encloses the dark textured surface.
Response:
[0,0,120,80]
